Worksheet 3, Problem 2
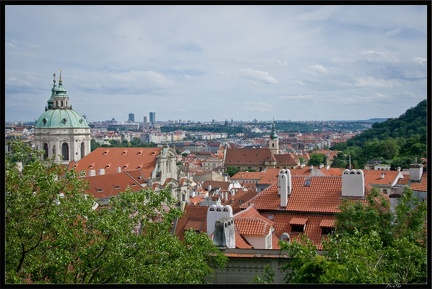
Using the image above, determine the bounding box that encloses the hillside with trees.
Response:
[330,99,427,169]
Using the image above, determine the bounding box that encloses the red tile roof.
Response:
[83,172,142,199]
[69,147,161,176]
[409,173,427,192]
[245,176,350,213]
[234,205,274,236]
[289,217,308,225]
[231,171,264,180]
[364,170,403,186]
[224,148,273,166]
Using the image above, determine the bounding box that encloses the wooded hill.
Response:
[347,99,427,147]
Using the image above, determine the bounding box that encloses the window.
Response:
[291,225,304,233]
[62,143,69,161]
[80,142,85,159]
[321,227,334,235]
[43,143,49,159]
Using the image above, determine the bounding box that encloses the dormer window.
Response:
[291,224,305,233]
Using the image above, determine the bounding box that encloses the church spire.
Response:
[270,120,278,140]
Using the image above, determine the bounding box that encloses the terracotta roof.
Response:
[409,174,427,192]
[202,180,231,190]
[234,205,274,236]
[274,153,298,167]
[224,148,273,166]
[184,220,204,231]
[69,147,161,176]
[231,171,263,180]
[174,205,209,240]
[234,230,253,249]
[235,218,272,236]
[319,218,335,227]
[272,214,333,250]
[364,170,403,186]
[83,172,142,199]
[289,217,308,225]
[245,176,349,213]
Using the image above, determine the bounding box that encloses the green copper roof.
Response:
[35,109,89,129]
[270,122,278,140]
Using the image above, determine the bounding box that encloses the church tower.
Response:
[34,71,91,164]
[269,121,279,155]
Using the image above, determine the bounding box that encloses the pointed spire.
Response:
[58,68,62,84]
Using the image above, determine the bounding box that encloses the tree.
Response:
[274,187,427,284]
[226,166,240,177]
[307,153,326,166]
[6,140,227,284]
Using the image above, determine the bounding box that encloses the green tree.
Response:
[307,153,326,166]
[6,140,227,284]
[226,166,240,177]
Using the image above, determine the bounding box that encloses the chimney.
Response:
[117,166,121,173]
[207,205,233,236]
[380,172,385,179]
[89,169,96,177]
[409,163,423,181]
[397,167,401,172]
[213,217,235,248]
[99,168,105,175]
[342,169,365,198]
[278,169,292,207]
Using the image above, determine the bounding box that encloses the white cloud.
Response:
[412,56,427,65]
[307,64,328,74]
[354,76,398,88]
[237,69,278,84]
[360,50,397,63]
[244,101,274,112]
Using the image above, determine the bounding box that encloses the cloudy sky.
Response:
[5,4,428,123]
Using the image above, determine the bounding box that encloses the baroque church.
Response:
[34,71,91,164]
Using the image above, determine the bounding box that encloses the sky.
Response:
[5,4,428,123]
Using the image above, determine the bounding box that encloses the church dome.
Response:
[35,109,89,129]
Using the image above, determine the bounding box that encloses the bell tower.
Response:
[269,120,279,155]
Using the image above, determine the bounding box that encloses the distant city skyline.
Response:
[5,5,428,123]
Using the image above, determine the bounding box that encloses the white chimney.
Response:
[207,205,233,236]
[278,169,292,207]
[117,167,121,173]
[409,163,423,181]
[342,169,365,198]
[89,169,96,177]
[380,172,385,179]
[99,168,105,175]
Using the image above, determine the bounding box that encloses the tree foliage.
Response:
[276,187,427,284]
[226,166,240,177]
[307,153,326,166]
[5,140,227,284]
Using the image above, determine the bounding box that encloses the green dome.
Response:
[35,109,89,129]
